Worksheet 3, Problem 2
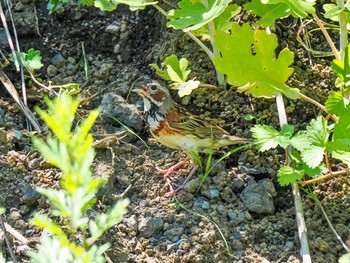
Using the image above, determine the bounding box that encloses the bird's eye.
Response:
[149,85,158,91]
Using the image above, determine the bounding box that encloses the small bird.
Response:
[133,80,251,196]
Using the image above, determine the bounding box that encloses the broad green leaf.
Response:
[306,116,329,147]
[323,4,343,20]
[251,124,292,151]
[277,166,304,186]
[325,91,349,115]
[245,0,315,27]
[301,145,325,169]
[289,132,311,151]
[149,63,171,81]
[331,150,350,166]
[339,253,350,263]
[245,0,289,27]
[280,124,294,137]
[95,0,157,11]
[266,0,315,17]
[332,112,350,145]
[214,23,299,99]
[167,0,231,32]
[299,163,326,178]
[192,4,241,40]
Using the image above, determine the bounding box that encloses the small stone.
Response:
[101,93,143,132]
[105,24,120,35]
[183,178,200,193]
[21,187,40,206]
[123,215,138,232]
[313,237,330,253]
[165,227,184,240]
[46,64,58,77]
[240,180,276,215]
[138,217,164,238]
[51,54,65,68]
[167,239,185,252]
[201,188,220,199]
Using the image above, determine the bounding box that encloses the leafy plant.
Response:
[28,94,129,263]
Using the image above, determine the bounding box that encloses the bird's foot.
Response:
[158,159,190,179]
[164,165,199,198]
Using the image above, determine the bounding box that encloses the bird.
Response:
[133,80,251,196]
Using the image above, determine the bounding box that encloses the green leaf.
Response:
[251,124,293,151]
[339,254,350,263]
[214,23,299,99]
[306,116,329,147]
[332,111,350,145]
[277,166,304,186]
[332,45,350,91]
[94,0,157,12]
[16,48,44,72]
[266,0,315,17]
[245,0,315,27]
[150,55,191,83]
[245,0,289,27]
[289,132,311,151]
[192,4,241,40]
[301,145,325,169]
[325,91,349,115]
[167,0,231,32]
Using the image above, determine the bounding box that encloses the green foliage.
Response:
[332,45,350,92]
[245,0,315,27]
[29,94,129,263]
[16,48,43,72]
[339,253,350,263]
[213,23,299,99]
[167,0,231,32]
[48,0,156,13]
[323,4,350,23]
[150,55,200,97]
[277,166,304,186]
[192,4,241,40]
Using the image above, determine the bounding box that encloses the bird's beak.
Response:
[132,85,147,97]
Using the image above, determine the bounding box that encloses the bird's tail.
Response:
[226,135,253,144]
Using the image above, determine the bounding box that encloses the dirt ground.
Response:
[0,1,349,262]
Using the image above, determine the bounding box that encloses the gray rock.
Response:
[240,180,276,215]
[47,64,58,77]
[193,198,210,210]
[51,54,66,68]
[94,63,114,81]
[21,187,40,206]
[183,178,201,193]
[201,188,220,199]
[165,227,184,240]
[101,93,143,132]
[138,217,164,238]
[123,215,138,232]
[105,24,121,35]
[167,239,187,252]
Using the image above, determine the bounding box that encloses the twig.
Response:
[276,94,312,263]
[0,216,18,263]
[0,69,41,132]
[312,14,340,60]
[299,169,349,187]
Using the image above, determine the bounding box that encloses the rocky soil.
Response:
[0,1,349,263]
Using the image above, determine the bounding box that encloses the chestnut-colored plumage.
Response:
[133,80,251,196]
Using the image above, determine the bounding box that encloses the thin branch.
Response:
[299,169,349,187]
[312,13,340,60]
[276,94,312,263]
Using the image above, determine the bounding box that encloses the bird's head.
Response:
[133,80,173,114]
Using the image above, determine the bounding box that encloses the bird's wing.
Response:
[167,104,229,140]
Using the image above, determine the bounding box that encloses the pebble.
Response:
[101,93,143,132]
[138,217,164,238]
[240,180,276,215]
[193,198,210,210]
[183,178,200,193]
[105,24,120,35]
[123,215,138,232]
[201,188,219,199]
[51,54,65,67]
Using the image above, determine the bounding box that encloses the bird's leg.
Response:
[158,158,190,179]
[164,165,199,198]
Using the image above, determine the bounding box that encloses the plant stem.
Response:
[312,14,340,60]
[299,169,349,186]
[185,31,215,60]
[337,0,348,59]
[298,93,338,122]
[276,95,312,263]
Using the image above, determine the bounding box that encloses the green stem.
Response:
[337,0,348,59]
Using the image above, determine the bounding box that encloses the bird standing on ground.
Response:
[133,80,251,196]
